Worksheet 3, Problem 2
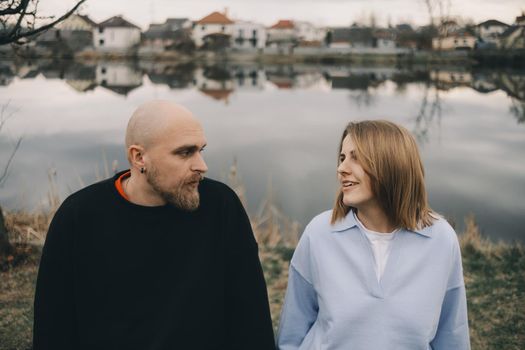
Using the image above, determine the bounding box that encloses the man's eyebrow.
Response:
[172,144,206,153]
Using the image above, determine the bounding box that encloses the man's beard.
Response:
[146,167,201,211]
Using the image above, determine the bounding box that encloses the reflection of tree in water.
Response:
[0,103,22,187]
[346,74,386,108]
[413,82,442,144]
[509,99,525,124]
[349,89,375,108]
[494,71,525,124]
[203,65,231,81]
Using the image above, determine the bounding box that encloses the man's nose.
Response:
[193,152,208,174]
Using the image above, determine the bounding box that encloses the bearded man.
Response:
[33,100,276,350]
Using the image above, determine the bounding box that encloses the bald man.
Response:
[33,100,276,350]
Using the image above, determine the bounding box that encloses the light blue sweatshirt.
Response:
[277,210,470,350]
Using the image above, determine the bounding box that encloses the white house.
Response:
[294,21,325,45]
[56,14,97,31]
[93,16,141,51]
[476,20,510,45]
[373,30,396,50]
[141,18,192,52]
[267,20,297,47]
[192,11,234,49]
[37,14,97,51]
[432,30,477,50]
[231,21,266,50]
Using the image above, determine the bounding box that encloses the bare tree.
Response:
[413,80,443,144]
[0,102,22,259]
[422,0,452,51]
[0,0,87,45]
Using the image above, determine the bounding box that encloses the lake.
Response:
[0,59,524,242]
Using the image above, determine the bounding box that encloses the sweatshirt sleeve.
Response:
[33,198,77,350]
[430,235,471,350]
[223,189,276,350]
[277,264,319,350]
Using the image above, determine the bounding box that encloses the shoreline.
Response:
[2,48,524,67]
[0,211,524,349]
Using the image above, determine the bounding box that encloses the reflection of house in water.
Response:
[323,67,396,90]
[63,63,97,92]
[38,61,97,92]
[141,62,195,89]
[96,63,142,96]
[16,61,41,79]
[265,65,324,89]
[194,66,234,103]
[231,66,266,90]
[471,72,500,93]
[430,70,472,90]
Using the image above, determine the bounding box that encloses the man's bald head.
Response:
[125,100,198,150]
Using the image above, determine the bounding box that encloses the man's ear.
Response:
[128,145,146,169]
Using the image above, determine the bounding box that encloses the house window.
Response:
[101,67,106,74]
[202,25,205,30]
[222,25,225,32]
[239,29,244,37]
[252,29,257,37]
[99,39,104,45]
[99,27,104,33]
[454,39,458,44]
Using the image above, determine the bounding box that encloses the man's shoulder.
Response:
[198,177,246,215]
[199,177,238,199]
[60,177,114,210]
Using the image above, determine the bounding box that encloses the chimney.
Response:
[224,7,229,18]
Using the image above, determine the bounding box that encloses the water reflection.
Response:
[1,59,524,242]
[1,59,524,113]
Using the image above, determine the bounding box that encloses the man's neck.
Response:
[123,174,167,207]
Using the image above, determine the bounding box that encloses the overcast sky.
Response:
[39,0,524,30]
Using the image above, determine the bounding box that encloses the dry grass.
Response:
[0,167,523,349]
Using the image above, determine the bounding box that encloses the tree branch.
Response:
[0,0,86,45]
[0,0,30,16]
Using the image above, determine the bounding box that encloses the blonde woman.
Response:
[277,120,470,350]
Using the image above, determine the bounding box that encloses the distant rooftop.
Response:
[270,20,295,29]
[98,16,140,29]
[195,11,234,25]
[77,14,98,27]
[477,19,509,27]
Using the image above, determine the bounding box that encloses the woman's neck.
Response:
[355,205,396,233]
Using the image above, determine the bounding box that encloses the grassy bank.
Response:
[0,212,523,350]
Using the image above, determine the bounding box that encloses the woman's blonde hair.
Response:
[330,120,435,230]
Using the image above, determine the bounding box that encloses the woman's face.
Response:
[337,135,376,211]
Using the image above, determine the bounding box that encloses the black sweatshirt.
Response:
[33,172,276,350]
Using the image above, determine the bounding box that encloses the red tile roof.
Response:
[196,11,234,25]
[270,20,295,29]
